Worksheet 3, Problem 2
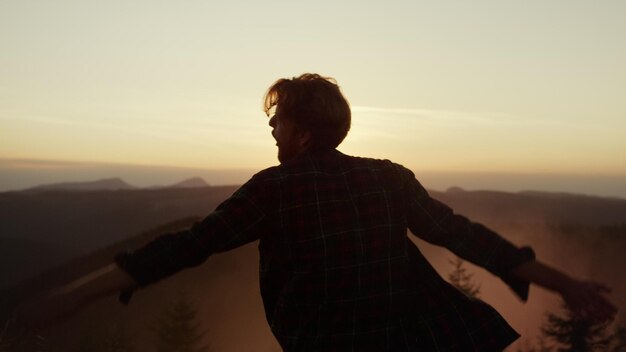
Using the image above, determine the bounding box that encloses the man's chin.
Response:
[277,151,286,163]
[277,150,293,164]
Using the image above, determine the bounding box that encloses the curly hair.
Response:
[264,73,351,149]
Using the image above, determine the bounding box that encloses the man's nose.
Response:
[269,116,276,128]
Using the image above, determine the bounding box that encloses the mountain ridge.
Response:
[15,176,626,201]
[25,177,136,192]
[21,177,212,193]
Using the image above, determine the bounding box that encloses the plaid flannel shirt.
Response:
[116,149,535,351]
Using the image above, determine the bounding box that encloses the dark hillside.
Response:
[0,237,75,289]
[0,186,238,250]
[0,186,238,288]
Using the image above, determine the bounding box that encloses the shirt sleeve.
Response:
[401,167,535,301]
[114,171,276,302]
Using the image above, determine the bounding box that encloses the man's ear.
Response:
[297,130,312,148]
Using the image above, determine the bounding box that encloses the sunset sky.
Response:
[1,1,625,194]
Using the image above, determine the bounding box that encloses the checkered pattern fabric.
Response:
[116,149,534,351]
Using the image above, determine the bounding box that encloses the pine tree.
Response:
[152,293,208,352]
[541,303,613,352]
[448,257,481,298]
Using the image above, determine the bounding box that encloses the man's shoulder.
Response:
[251,151,413,179]
[347,153,405,168]
[340,153,414,177]
[250,165,282,181]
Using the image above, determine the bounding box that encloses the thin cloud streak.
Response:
[352,105,570,127]
[0,114,218,148]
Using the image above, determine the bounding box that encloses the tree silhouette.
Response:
[152,292,207,352]
[541,303,613,352]
[448,257,481,298]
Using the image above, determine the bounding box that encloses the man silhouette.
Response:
[22,74,616,351]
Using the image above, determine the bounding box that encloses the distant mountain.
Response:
[145,177,210,189]
[25,178,136,192]
[22,176,211,193]
[431,187,626,228]
[445,186,467,194]
[171,177,209,188]
[0,185,240,287]
[167,177,210,189]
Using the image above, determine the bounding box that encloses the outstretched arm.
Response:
[16,171,276,328]
[401,167,618,321]
[403,168,536,300]
[15,263,137,328]
[510,259,617,322]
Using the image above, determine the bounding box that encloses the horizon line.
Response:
[2,157,626,177]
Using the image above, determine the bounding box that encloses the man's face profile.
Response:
[269,110,309,163]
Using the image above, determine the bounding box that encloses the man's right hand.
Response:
[511,259,617,323]
[13,262,138,330]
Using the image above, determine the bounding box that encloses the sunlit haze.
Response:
[1,1,625,195]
